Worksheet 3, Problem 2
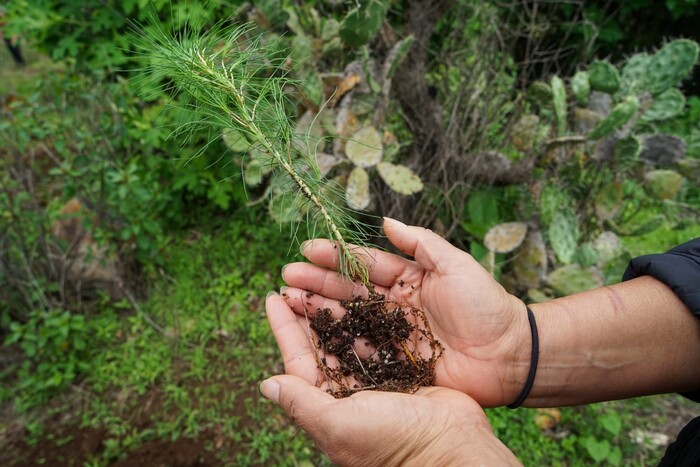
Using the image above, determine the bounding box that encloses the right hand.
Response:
[280,217,531,407]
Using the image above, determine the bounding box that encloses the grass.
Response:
[1,208,326,466]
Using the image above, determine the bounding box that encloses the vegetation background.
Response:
[1,0,699,465]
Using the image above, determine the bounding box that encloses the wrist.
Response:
[500,297,535,407]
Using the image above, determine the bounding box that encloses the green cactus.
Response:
[588,61,620,94]
[547,264,603,296]
[587,95,639,141]
[548,208,579,264]
[620,53,651,94]
[643,39,699,95]
[613,135,642,170]
[339,0,388,47]
[527,81,552,107]
[593,231,624,267]
[551,75,567,136]
[571,71,590,106]
[573,243,599,268]
[640,88,686,122]
[644,170,685,200]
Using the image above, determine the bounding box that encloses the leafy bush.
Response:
[3,309,90,410]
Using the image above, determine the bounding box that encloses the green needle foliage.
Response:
[138,21,375,286]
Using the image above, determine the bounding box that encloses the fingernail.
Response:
[260,379,280,403]
[266,291,278,300]
[383,217,406,227]
[300,240,311,254]
[281,264,289,276]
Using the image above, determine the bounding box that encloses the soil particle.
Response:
[309,292,443,398]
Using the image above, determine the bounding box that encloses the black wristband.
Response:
[507,306,539,409]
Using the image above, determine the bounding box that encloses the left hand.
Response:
[262,293,520,466]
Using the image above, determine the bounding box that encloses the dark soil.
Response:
[309,292,443,398]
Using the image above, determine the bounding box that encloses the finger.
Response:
[265,292,321,383]
[300,239,417,288]
[383,217,474,274]
[282,263,392,301]
[281,286,347,319]
[260,375,335,433]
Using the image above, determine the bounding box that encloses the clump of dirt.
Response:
[309,291,443,398]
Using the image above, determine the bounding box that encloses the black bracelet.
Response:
[507,306,539,409]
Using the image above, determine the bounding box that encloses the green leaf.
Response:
[600,412,622,436]
[582,437,611,463]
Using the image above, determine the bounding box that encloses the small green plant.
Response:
[142,22,373,285]
[5,309,90,410]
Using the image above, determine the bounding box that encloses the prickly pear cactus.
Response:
[594,181,622,221]
[593,231,624,267]
[484,222,528,254]
[346,166,371,210]
[571,71,590,106]
[588,61,620,94]
[620,53,651,94]
[339,0,388,47]
[547,264,603,296]
[639,135,687,166]
[614,135,642,170]
[513,230,548,289]
[640,88,685,122]
[644,39,699,95]
[376,162,423,195]
[511,114,540,151]
[644,170,685,200]
[345,126,383,168]
[527,81,553,107]
[551,76,567,136]
[548,208,579,264]
[587,95,639,140]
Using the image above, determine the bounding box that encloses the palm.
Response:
[278,220,527,407]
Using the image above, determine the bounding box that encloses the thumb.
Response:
[383,217,471,273]
[260,375,334,427]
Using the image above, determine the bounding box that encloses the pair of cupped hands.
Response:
[262,218,525,465]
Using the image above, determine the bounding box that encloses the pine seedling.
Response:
[139,21,374,286]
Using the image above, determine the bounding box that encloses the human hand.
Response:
[263,293,521,466]
[280,218,530,407]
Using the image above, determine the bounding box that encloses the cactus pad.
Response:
[639,135,687,166]
[513,230,548,289]
[551,75,567,136]
[621,53,651,93]
[644,39,699,95]
[484,222,528,254]
[614,135,642,170]
[345,166,371,210]
[548,209,579,264]
[587,95,639,141]
[593,231,624,267]
[345,126,383,168]
[644,170,685,200]
[222,128,252,152]
[640,88,685,122]
[376,162,423,195]
[547,264,603,296]
[588,61,620,94]
[511,114,540,151]
[571,71,590,105]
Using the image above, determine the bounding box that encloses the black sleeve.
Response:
[622,237,700,403]
[622,238,700,318]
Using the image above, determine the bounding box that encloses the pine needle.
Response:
[135,19,374,286]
